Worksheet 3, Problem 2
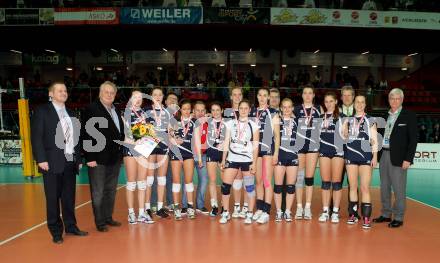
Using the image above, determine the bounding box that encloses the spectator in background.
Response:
[365,74,375,90]
[362,0,377,10]
[343,71,351,85]
[418,124,427,143]
[313,71,322,87]
[430,123,440,143]
[304,69,310,84]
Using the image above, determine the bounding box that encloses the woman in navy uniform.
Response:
[343,95,378,229]
[293,85,323,220]
[122,89,154,224]
[169,99,203,220]
[318,92,345,223]
[144,87,171,219]
[249,88,280,224]
[273,98,298,222]
[206,102,226,216]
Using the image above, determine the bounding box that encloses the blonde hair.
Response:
[281,98,293,106]
[99,81,117,93]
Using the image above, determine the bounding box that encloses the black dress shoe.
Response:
[52,236,64,244]
[373,216,392,223]
[388,220,404,228]
[97,225,109,232]
[106,219,122,227]
[66,228,89,236]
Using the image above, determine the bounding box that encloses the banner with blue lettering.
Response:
[121,7,202,24]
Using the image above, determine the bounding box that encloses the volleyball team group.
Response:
[124,85,379,229]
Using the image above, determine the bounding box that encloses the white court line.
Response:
[0,185,125,246]
[406,197,440,212]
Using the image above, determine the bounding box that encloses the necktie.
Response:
[59,110,71,144]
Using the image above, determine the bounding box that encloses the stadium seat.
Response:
[239,0,252,8]
[163,0,177,7]
[211,0,226,7]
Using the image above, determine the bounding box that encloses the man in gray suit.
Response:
[374,88,418,228]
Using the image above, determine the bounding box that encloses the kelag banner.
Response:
[204,8,270,24]
[22,53,67,65]
[0,8,54,25]
[120,7,202,24]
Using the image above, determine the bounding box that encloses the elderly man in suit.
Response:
[31,82,88,244]
[373,88,417,228]
[82,81,124,232]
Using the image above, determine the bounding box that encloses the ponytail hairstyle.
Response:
[324,92,340,120]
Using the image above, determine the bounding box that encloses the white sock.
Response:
[158,202,163,210]
[297,204,303,209]
[139,208,144,215]
[211,199,218,207]
[305,203,311,209]
[128,208,134,214]
[234,203,240,209]
[333,207,340,213]
[277,209,282,213]
[243,202,249,207]
[323,206,329,213]
[145,203,151,210]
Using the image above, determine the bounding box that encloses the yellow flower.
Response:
[139,126,147,136]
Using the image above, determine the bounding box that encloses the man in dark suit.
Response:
[374,88,417,228]
[31,82,88,244]
[82,81,124,232]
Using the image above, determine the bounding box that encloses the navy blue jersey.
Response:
[279,116,298,160]
[145,105,171,144]
[319,113,344,157]
[173,117,196,155]
[345,114,375,164]
[249,107,278,154]
[125,108,148,138]
[294,104,321,153]
[206,118,227,150]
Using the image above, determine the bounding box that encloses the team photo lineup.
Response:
[31,80,417,244]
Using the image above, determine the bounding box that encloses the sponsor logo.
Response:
[272,8,298,24]
[31,54,59,64]
[414,151,438,163]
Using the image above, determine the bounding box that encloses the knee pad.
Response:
[295,169,305,188]
[321,181,331,190]
[137,180,147,191]
[361,203,372,218]
[221,183,232,195]
[286,184,295,194]
[305,177,314,187]
[243,176,255,197]
[126,181,136,192]
[146,176,154,187]
[185,183,194,193]
[157,176,166,186]
[274,184,283,194]
[332,182,342,191]
[172,183,181,193]
[232,179,243,190]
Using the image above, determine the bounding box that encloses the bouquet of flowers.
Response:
[131,123,157,141]
[131,123,160,158]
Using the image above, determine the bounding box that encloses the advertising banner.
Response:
[120,7,202,24]
[204,7,270,24]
